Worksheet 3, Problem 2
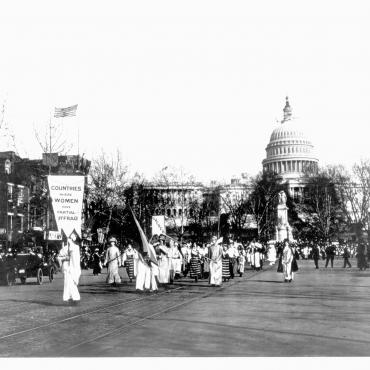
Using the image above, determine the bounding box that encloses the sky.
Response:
[0,0,369,183]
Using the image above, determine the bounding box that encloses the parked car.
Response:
[0,248,55,285]
[15,251,55,285]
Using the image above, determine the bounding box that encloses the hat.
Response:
[108,236,117,244]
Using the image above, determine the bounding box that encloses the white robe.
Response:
[158,245,170,283]
[104,245,121,284]
[136,256,158,291]
[58,240,81,301]
[170,247,182,274]
[208,244,223,286]
[282,246,294,280]
[254,250,261,268]
[268,245,277,265]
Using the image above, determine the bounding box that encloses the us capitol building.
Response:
[262,97,319,199]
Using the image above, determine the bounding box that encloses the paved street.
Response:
[0,257,370,357]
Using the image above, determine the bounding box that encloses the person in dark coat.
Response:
[325,242,336,268]
[92,248,102,275]
[312,244,320,269]
[357,243,367,271]
[342,245,352,268]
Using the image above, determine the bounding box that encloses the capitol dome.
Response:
[262,97,319,182]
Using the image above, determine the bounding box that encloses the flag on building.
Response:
[54,104,78,118]
[130,207,158,265]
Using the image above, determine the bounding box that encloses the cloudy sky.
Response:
[0,0,369,183]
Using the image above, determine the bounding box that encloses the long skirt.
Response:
[283,262,293,281]
[182,260,189,276]
[106,260,121,284]
[209,259,222,286]
[190,256,201,278]
[136,261,159,291]
[158,256,170,283]
[254,252,261,269]
[92,256,102,275]
[268,248,276,265]
[63,270,80,301]
[136,259,150,290]
[222,257,230,278]
[126,256,135,280]
[357,255,367,270]
[238,257,245,274]
[171,258,182,275]
[201,259,210,279]
[203,259,210,273]
[229,257,237,277]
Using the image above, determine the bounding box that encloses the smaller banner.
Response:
[151,215,166,237]
[44,230,62,241]
[48,175,85,238]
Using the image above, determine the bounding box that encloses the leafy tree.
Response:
[86,150,128,236]
[294,167,345,242]
[245,171,287,240]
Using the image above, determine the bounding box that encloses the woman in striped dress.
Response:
[189,243,201,282]
[222,244,231,282]
[122,244,138,283]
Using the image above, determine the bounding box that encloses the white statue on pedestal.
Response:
[275,190,294,242]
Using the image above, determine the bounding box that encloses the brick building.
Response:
[0,151,90,248]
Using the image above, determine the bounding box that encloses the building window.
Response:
[167,209,171,217]
[7,184,13,201]
[173,209,177,217]
[4,159,11,174]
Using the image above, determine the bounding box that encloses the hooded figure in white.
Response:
[58,231,81,302]
[282,240,294,282]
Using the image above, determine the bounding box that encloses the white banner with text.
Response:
[48,175,85,238]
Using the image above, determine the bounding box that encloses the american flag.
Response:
[54,104,78,118]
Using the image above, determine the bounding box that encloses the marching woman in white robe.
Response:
[170,242,182,279]
[136,254,158,292]
[104,237,122,286]
[267,242,277,265]
[282,239,294,282]
[208,236,223,287]
[237,245,246,277]
[157,242,170,284]
[253,244,261,271]
[58,231,81,304]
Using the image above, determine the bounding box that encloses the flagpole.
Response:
[45,113,52,254]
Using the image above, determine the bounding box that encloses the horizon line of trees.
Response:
[84,151,370,244]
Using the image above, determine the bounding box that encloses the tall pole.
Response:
[180,168,184,244]
[45,116,52,253]
[217,189,221,239]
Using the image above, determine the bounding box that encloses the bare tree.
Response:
[34,119,72,155]
[219,184,251,237]
[333,160,370,238]
[87,150,129,233]
[0,100,18,153]
[245,172,283,240]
